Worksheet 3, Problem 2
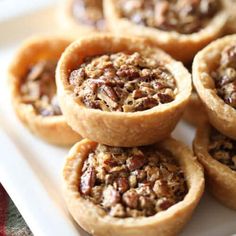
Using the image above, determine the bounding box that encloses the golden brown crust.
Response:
[193,122,236,210]
[9,36,82,146]
[103,0,228,63]
[183,92,207,126]
[193,34,236,140]
[56,34,192,147]
[63,138,204,236]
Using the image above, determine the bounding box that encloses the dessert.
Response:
[56,34,192,146]
[193,35,236,139]
[9,36,81,145]
[104,0,227,63]
[194,122,236,209]
[60,0,106,35]
[63,138,204,236]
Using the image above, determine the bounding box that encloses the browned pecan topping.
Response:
[72,0,106,31]
[209,127,236,171]
[69,52,177,112]
[212,45,236,108]
[79,144,187,218]
[118,0,220,34]
[20,60,62,117]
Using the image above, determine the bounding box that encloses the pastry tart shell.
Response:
[103,0,228,63]
[193,34,236,140]
[56,34,192,147]
[9,36,82,146]
[63,138,204,236]
[183,92,207,126]
[193,122,236,210]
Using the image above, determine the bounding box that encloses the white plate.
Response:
[0,5,236,236]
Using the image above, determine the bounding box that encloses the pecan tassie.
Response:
[118,0,220,34]
[212,45,236,108]
[21,60,62,117]
[79,144,187,218]
[72,0,105,31]
[209,127,236,171]
[69,52,177,112]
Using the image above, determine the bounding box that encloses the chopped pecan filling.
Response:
[118,0,220,34]
[69,52,177,112]
[212,45,236,108]
[72,0,106,31]
[21,60,62,117]
[209,127,236,171]
[79,144,187,218]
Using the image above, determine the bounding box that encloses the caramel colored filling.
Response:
[118,0,219,34]
[79,144,187,218]
[209,127,236,171]
[69,52,177,112]
[72,0,106,31]
[212,45,236,108]
[21,60,62,116]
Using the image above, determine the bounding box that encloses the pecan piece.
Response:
[156,197,174,211]
[80,167,96,195]
[109,204,126,217]
[126,154,147,171]
[117,177,129,193]
[158,93,174,103]
[122,189,139,209]
[102,185,120,208]
[155,1,169,27]
[97,85,118,108]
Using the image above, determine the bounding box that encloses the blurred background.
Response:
[0,0,63,47]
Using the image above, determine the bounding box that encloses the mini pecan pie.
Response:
[104,0,227,63]
[63,138,204,236]
[60,0,106,35]
[193,35,236,139]
[194,122,236,210]
[9,37,81,145]
[56,35,192,146]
